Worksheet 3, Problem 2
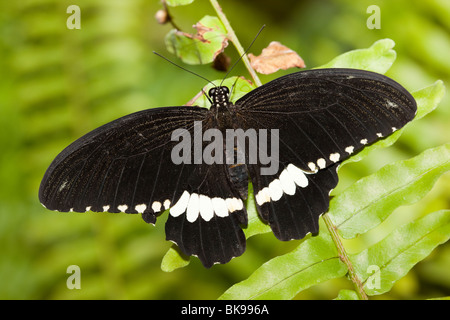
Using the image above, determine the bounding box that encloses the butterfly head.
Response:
[208,86,230,108]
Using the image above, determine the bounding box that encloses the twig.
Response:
[209,0,262,87]
[322,213,369,300]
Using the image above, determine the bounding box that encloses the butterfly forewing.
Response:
[39,107,208,219]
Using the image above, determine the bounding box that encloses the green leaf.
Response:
[161,245,190,272]
[218,223,347,300]
[329,143,450,239]
[165,0,194,6]
[350,210,450,296]
[318,38,397,73]
[334,289,360,300]
[412,80,446,120]
[243,183,271,239]
[165,16,228,65]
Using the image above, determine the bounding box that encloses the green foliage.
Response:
[165,16,228,65]
[351,209,450,296]
[220,147,449,299]
[331,143,450,239]
[219,220,348,300]
[1,0,449,300]
[166,0,194,6]
[319,38,397,73]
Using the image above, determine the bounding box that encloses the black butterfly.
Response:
[39,68,416,268]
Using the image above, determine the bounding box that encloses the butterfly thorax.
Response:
[208,86,235,128]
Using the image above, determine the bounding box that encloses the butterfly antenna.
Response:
[220,24,265,87]
[153,51,216,87]
[229,76,240,100]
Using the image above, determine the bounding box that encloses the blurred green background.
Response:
[1,0,449,299]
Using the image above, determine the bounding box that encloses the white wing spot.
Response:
[103,205,110,212]
[268,179,283,201]
[376,132,383,138]
[345,146,354,154]
[286,164,308,188]
[255,187,271,206]
[86,206,91,212]
[199,195,214,221]
[360,138,368,145]
[226,197,243,213]
[212,197,228,217]
[170,191,190,217]
[308,162,317,172]
[118,204,128,212]
[186,193,200,223]
[163,199,171,210]
[135,204,147,213]
[279,168,296,195]
[386,100,398,108]
[58,180,68,192]
[317,158,326,169]
[329,153,340,163]
[151,201,162,213]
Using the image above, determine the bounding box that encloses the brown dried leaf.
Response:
[248,41,305,75]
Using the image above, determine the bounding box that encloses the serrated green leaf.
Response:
[166,0,194,6]
[218,223,347,300]
[165,16,228,65]
[329,143,450,239]
[318,38,397,73]
[350,210,450,296]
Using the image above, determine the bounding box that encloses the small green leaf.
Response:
[412,80,445,120]
[165,16,228,65]
[334,289,360,300]
[165,0,194,6]
[161,245,191,272]
[329,143,450,239]
[218,223,347,300]
[243,182,271,239]
[318,38,397,74]
[350,210,450,296]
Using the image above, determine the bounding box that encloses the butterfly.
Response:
[39,68,417,268]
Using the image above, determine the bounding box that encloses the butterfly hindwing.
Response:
[165,162,247,267]
[248,162,339,241]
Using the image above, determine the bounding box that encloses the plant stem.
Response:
[322,213,368,300]
[209,0,262,87]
